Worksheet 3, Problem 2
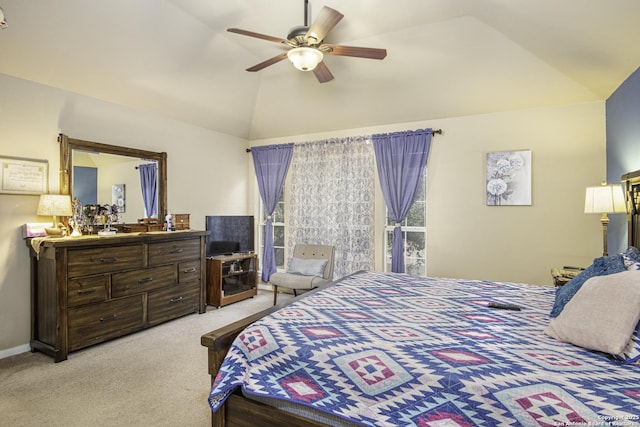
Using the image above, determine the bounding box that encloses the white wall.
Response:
[250,102,607,286]
[0,73,250,356]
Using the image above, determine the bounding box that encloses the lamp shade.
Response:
[37,194,72,217]
[287,47,323,71]
[584,184,626,214]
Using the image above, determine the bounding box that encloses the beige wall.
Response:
[0,70,607,358]
[0,74,250,357]
[249,102,607,286]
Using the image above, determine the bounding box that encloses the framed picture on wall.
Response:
[486,149,532,206]
[0,155,49,195]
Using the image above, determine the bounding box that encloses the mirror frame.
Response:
[58,133,167,221]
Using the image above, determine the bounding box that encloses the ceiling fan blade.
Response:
[227,28,289,45]
[246,53,288,72]
[313,62,334,83]
[323,44,387,60]
[305,6,344,44]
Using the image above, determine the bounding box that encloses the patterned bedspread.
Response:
[208,271,640,426]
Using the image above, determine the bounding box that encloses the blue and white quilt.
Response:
[208,271,640,426]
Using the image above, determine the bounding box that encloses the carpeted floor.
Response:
[0,290,292,427]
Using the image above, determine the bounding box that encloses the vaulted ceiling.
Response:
[1,0,639,140]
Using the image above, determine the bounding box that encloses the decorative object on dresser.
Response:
[584,182,627,256]
[28,230,207,362]
[163,213,189,231]
[206,253,257,308]
[172,214,190,230]
[120,217,164,233]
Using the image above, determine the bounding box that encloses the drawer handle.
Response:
[182,267,197,273]
[77,288,97,295]
[138,277,154,284]
[100,314,117,322]
[98,257,118,263]
[170,296,184,303]
[170,248,184,254]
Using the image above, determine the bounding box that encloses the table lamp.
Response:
[584,182,626,256]
[37,194,72,236]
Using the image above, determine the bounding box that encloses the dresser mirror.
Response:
[58,134,167,227]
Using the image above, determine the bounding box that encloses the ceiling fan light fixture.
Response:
[0,6,7,29]
[287,47,323,71]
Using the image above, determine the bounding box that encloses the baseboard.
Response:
[257,283,273,291]
[0,343,30,360]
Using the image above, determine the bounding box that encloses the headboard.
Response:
[622,169,640,248]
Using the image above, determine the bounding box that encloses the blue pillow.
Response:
[624,246,640,267]
[625,246,640,262]
[287,257,328,277]
[549,254,626,318]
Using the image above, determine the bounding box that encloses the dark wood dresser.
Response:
[28,230,208,362]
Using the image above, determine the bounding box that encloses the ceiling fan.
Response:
[227,1,387,83]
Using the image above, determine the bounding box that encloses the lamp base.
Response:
[600,213,609,257]
[44,226,64,236]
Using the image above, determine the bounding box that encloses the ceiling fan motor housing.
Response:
[287,25,312,45]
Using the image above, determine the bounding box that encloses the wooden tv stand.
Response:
[206,253,258,307]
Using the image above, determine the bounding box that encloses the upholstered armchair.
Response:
[270,244,335,305]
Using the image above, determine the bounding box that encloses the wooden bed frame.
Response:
[623,169,640,249]
[200,287,332,427]
[201,170,640,427]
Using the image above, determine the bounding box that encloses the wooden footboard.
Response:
[200,286,333,427]
[201,308,277,427]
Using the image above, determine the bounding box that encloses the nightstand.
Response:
[550,266,584,287]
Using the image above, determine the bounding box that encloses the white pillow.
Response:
[545,270,640,355]
[287,257,328,277]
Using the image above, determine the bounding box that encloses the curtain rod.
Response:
[246,128,443,153]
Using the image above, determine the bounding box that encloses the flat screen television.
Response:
[205,215,255,258]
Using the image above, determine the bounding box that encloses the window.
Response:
[259,190,286,271]
[384,170,427,276]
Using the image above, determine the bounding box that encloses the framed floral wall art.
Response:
[486,150,532,206]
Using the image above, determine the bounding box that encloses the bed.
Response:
[201,170,640,427]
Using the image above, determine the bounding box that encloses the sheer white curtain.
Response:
[288,136,375,279]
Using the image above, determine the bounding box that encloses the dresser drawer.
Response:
[148,238,200,265]
[68,275,107,307]
[178,260,201,284]
[112,264,176,298]
[148,284,199,325]
[68,296,144,351]
[67,245,144,278]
